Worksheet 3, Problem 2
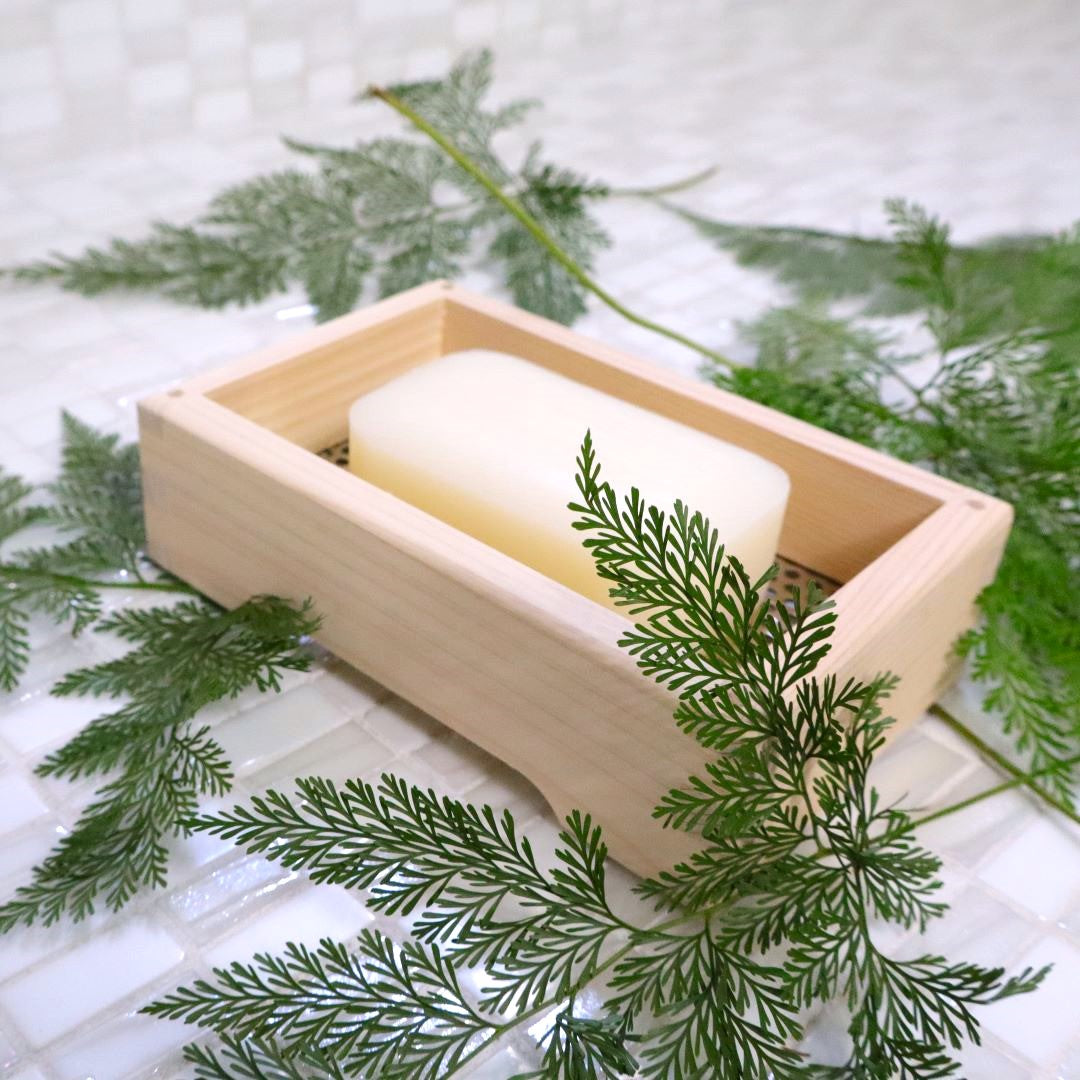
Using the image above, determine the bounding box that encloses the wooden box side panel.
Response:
[441,294,948,583]
[207,297,446,451]
[139,393,703,876]
[821,498,1012,726]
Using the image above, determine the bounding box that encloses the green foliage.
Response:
[484,147,611,325]
[0,418,319,930]
[11,225,284,313]
[184,1038,348,1080]
[47,410,145,568]
[517,1010,639,1080]
[0,412,147,690]
[152,439,1043,1078]
[691,200,1080,800]
[672,203,1075,346]
[149,932,494,1079]
[384,50,537,181]
[178,774,624,1016]
[9,51,610,325]
[0,471,45,545]
[0,594,319,931]
[672,211,918,315]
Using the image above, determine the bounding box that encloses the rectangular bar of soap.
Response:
[348,350,790,610]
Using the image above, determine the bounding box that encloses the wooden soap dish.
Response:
[138,282,1011,877]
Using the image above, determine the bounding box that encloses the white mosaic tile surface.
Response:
[1,0,1079,1076]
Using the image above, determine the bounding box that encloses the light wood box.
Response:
[138,282,1011,876]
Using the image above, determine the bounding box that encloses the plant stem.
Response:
[928,703,1080,826]
[2,563,199,596]
[368,84,739,374]
[610,165,720,199]
[96,577,199,594]
[910,751,1080,831]
[355,165,718,237]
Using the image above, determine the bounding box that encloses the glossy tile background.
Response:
[1,1,1078,1076]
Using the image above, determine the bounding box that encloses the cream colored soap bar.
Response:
[348,350,790,610]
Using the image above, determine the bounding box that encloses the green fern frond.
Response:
[9,51,609,325]
[0,420,319,930]
[693,205,1080,798]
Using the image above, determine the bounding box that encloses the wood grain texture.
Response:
[138,281,1012,877]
